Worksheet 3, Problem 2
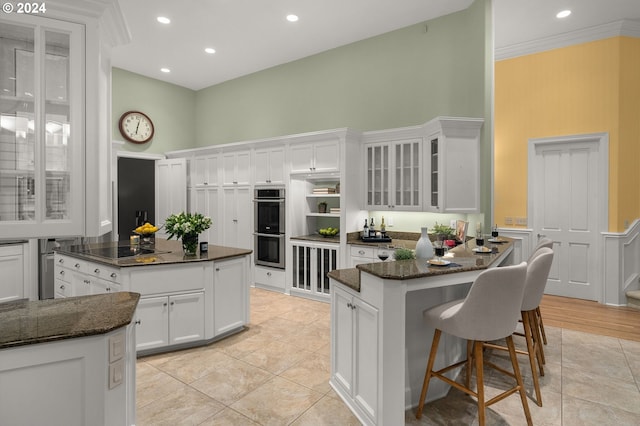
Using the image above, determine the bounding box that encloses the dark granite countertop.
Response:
[291,234,339,244]
[0,292,140,349]
[55,238,252,267]
[328,237,514,292]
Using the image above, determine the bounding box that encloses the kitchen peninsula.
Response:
[328,238,515,426]
[0,292,140,426]
[54,238,252,355]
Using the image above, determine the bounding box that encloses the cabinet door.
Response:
[222,151,251,185]
[135,296,169,351]
[253,150,271,184]
[0,246,24,303]
[71,272,92,296]
[193,186,221,245]
[169,292,205,345]
[365,143,390,209]
[332,287,354,394]
[156,158,187,238]
[315,246,338,295]
[267,147,285,184]
[313,141,339,172]
[192,155,219,186]
[222,186,252,250]
[353,296,380,421]
[393,139,422,210]
[214,257,248,336]
[290,144,314,173]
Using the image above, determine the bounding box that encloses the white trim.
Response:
[496,19,640,61]
[602,219,640,306]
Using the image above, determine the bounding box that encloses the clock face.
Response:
[119,111,154,144]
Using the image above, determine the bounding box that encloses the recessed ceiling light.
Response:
[286,14,299,22]
[160,68,171,73]
[157,16,171,24]
[556,10,571,19]
[204,47,216,54]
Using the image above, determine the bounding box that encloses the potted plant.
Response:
[164,212,212,256]
[432,222,457,247]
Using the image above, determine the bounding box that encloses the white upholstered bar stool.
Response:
[529,238,553,346]
[415,262,532,426]
[494,247,554,406]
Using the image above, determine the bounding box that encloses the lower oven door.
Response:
[254,233,285,269]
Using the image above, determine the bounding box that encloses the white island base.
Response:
[329,241,514,425]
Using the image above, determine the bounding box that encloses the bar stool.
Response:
[415,262,532,426]
[529,238,553,346]
[494,247,554,406]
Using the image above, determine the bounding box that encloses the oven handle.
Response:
[253,232,285,238]
[252,198,285,203]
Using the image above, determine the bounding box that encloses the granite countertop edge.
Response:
[0,292,141,350]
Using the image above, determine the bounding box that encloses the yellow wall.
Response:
[495,36,640,232]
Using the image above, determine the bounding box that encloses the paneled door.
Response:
[528,133,608,301]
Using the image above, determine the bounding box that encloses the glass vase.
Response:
[415,227,434,260]
[182,233,199,256]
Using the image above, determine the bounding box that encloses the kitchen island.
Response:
[328,238,515,426]
[0,292,140,426]
[54,238,252,355]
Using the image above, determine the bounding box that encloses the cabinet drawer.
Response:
[130,263,206,295]
[54,278,72,298]
[254,266,285,290]
[55,267,72,283]
[349,245,376,259]
[88,264,121,284]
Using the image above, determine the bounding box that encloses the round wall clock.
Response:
[118,111,154,144]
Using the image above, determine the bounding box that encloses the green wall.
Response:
[194,0,489,146]
[112,68,196,154]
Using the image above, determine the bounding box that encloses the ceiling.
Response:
[111,0,640,91]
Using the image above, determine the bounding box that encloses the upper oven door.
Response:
[254,198,285,234]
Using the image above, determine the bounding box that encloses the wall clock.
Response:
[118,111,154,144]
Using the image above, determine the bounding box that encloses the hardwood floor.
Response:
[540,294,640,342]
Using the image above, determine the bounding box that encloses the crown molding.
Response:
[496,19,640,61]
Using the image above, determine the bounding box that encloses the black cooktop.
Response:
[68,245,165,259]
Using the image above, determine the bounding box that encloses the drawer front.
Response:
[349,245,376,259]
[88,264,121,284]
[54,278,72,298]
[254,267,285,289]
[130,263,206,295]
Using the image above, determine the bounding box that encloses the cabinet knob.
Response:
[110,272,117,278]
[59,270,65,276]
[58,258,64,264]
[106,287,111,292]
[216,267,220,271]
[94,268,100,274]
[60,284,65,290]
[75,263,81,268]
[358,250,365,255]
[163,302,168,307]
[267,272,271,276]
[170,301,175,306]
[135,319,141,325]
[84,279,90,284]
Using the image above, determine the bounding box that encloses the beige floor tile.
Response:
[136,385,224,426]
[136,362,189,409]
[562,342,632,383]
[280,351,332,394]
[151,348,236,384]
[231,376,324,426]
[215,330,276,359]
[199,407,261,425]
[241,340,315,374]
[563,394,640,426]
[290,394,362,425]
[279,322,330,352]
[190,358,273,405]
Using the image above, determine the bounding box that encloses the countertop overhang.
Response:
[0,292,140,349]
[328,237,514,292]
[55,238,252,267]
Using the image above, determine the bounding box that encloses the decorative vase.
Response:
[182,233,199,256]
[415,227,434,260]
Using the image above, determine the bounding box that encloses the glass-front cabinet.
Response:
[0,18,82,236]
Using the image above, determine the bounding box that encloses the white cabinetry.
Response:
[331,285,379,425]
[291,241,339,300]
[156,158,188,238]
[364,138,422,211]
[0,244,25,303]
[192,186,221,245]
[54,255,122,298]
[0,4,127,238]
[222,186,252,250]
[349,245,382,268]
[222,150,251,185]
[425,117,483,213]
[213,256,250,336]
[134,292,205,351]
[290,140,339,173]
[191,154,220,186]
[254,146,285,185]
[254,265,286,292]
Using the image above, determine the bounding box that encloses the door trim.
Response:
[527,132,609,302]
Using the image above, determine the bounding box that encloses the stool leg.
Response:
[474,341,486,426]
[536,306,547,345]
[531,309,546,365]
[466,339,474,389]
[416,329,442,419]
[522,310,543,406]
[506,335,533,426]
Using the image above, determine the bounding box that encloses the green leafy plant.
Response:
[164,212,212,240]
[393,247,416,260]
[432,222,455,239]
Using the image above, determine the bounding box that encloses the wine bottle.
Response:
[362,219,369,239]
[369,218,375,238]
[380,216,386,233]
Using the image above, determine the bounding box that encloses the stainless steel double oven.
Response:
[253,188,286,269]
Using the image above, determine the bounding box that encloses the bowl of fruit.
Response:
[134,222,160,247]
[318,227,339,237]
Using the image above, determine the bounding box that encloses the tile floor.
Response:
[136,288,640,425]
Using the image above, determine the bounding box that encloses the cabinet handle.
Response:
[163,302,168,307]
[135,319,141,325]
[84,279,90,284]
[106,287,111,292]
[75,263,81,269]
[60,284,65,290]
[110,272,117,278]
[59,270,65,276]
[94,268,100,274]
[267,272,271,276]
[58,258,64,264]
[358,250,365,255]
[216,267,220,271]
[170,301,175,306]
[347,302,352,308]
[233,181,238,184]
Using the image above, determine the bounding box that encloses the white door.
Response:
[156,158,187,238]
[528,133,608,301]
